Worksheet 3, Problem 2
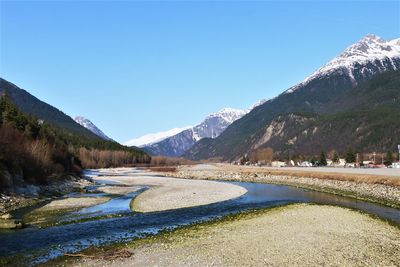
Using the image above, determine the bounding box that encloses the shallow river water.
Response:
[0,170,399,265]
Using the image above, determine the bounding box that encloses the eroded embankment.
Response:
[0,177,94,229]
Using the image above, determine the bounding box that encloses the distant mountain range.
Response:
[185,34,400,161]
[74,116,112,141]
[124,126,191,147]
[3,33,398,162]
[125,108,247,157]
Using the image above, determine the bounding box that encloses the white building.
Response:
[271,161,287,167]
[300,161,312,167]
[331,159,346,167]
[391,162,400,169]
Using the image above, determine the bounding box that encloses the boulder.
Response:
[14,184,40,196]
[0,218,24,229]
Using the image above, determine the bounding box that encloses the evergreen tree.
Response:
[319,151,327,166]
[332,152,339,163]
[0,95,4,124]
[345,147,356,163]
[384,151,394,166]
[310,156,317,166]
[240,154,249,165]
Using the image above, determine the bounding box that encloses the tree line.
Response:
[0,94,150,189]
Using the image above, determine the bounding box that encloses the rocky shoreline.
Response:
[0,176,92,229]
[167,165,400,208]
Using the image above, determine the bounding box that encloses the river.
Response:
[0,169,398,265]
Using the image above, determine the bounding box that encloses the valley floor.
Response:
[67,204,400,267]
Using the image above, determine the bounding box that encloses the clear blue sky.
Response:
[1,0,399,143]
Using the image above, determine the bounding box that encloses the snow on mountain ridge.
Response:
[123,126,192,147]
[74,116,112,141]
[138,107,249,156]
[204,108,247,124]
[129,98,270,155]
[285,34,400,94]
[126,107,247,148]
[193,107,248,139]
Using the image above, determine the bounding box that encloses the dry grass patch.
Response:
[222,165,400,186]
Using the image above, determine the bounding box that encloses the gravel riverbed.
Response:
[71,204,400,267]
[168,165,400,208]
[93,171,247,212]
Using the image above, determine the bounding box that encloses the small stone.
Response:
[0,213,12,219]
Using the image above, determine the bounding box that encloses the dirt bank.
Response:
[0,177,93,229]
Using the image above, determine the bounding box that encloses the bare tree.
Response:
[250,147,274,165]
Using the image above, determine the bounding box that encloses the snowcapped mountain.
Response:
[124,126,191,147]
[285,34,400,94]
[192,108,247,140]
[74,116,112,141]
[142,107,247,157]
[185,34,400,161]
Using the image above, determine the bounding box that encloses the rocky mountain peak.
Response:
[205,108,247,124]
[74,116,112,141]
[285,34,400,94]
